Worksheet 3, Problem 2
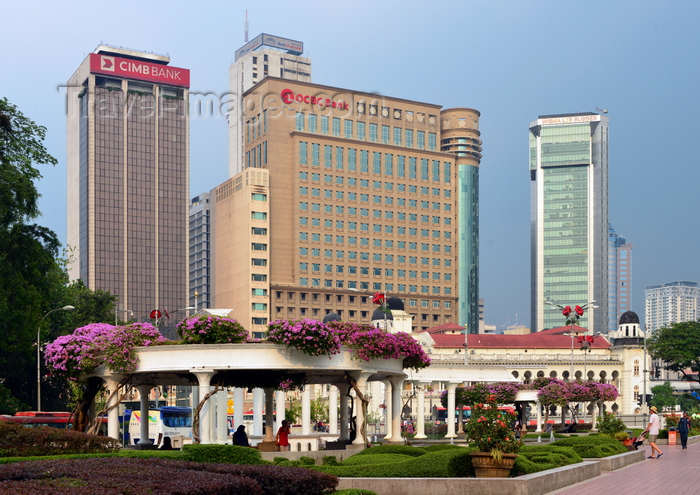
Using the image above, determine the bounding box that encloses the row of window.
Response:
[299,264,451,280]
[297,238,453,252]
[299,202,451,219]
[299,173,452,197]
[296,114,437,151]
[276,291,452,310]
[296,278,451,294]
[299,225,452,238]
[299,143,451,183]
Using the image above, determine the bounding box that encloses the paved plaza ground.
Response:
[548,440,698,494]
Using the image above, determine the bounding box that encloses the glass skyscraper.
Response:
[608,224,632,332]
[529,113,609,333]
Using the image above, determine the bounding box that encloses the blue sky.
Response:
[2,0,699,329]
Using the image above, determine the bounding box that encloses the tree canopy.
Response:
[0,97,117,413]
[647,320,700,383]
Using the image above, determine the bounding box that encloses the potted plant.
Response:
[464,394,522,477]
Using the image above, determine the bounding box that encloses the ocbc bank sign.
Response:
[280,88,349,110]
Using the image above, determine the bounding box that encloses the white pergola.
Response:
[91,343,407,446]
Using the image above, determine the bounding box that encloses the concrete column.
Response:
[102,374,124,441]
[382,379,392,439]
[301,386,311,435]
[444,383,458,439]
[328,385,338,435]
[191,371,216,444]
[414,383,427,439]
[136,384,153,445]
[535,399,543,433]
[264,388,275,442]
[275,390,286,431]
[351,372,373,446]
[387,376,404,443]
[216,389,228,443]
[337,382,350,442]
[253,388,264,437]
[233,387,245,430]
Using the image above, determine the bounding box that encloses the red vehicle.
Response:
[0,411,108,433]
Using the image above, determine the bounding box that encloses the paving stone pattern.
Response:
[548,441,698,495]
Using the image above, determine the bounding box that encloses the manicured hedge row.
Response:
[551,434,627,458]
[0,423,120,457]
[310,445,476,478]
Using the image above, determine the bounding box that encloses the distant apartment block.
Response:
[645,281,700,331]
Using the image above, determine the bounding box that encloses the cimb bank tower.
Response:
[66,45,190,326]
[212,35,483,336]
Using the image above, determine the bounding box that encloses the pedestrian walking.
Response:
[678,411,691,449]
[644,406,663,459]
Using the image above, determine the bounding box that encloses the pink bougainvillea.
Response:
[45,323,167,380]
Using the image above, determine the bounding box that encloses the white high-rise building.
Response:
[529,112,609,333]
[645,281,700,331]
[228,34,312,177]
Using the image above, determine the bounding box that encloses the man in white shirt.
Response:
[644,406,663,459]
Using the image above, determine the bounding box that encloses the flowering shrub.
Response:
[345,328,400,362]
[344,329,430,370]
[177,315,248,344]
[267,319,342,357]
[393,332,431,371]
[440,382,522,408]
[326,321,373,342]
[464,395,521,460]
[45,322,166,380]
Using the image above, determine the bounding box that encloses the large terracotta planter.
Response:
[469,452,518,478]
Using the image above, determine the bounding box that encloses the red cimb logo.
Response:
[101,56,115,71]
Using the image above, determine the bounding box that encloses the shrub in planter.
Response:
[267,319,342,357]
[322,455,339,466]
[0,423,120,457]
[597,412,628,437]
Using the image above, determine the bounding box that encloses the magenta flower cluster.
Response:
[45,322,166,380]
[345,329,431,371]
[440,382,523,407]
[536,379,619,406]
[267,319,342,357]
[176,315,248,344]
[267,319,430,370]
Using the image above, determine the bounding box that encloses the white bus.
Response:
[127,406,192,446]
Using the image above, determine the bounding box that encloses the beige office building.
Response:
[212,78,481,336]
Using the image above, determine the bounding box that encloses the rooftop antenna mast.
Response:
[244,10,249,43]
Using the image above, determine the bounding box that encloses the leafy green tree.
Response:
[677,393,699,415]
[647,320,700,383]
[0,97,62,408]
[650,381,677,411]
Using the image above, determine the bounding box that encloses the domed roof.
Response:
[386,297,405,311]
[372,308,394,321]
[619,311,640,325]
[323,312,341,323]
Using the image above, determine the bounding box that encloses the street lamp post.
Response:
[38,305,75,411]
[544,301,598,380]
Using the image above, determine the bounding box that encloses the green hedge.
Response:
[311,446,475,478]
[351,445,428,457]
[550,435,627,458]
[513,445,582,476]
[180,444,269,465]
[334,490,377,495]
